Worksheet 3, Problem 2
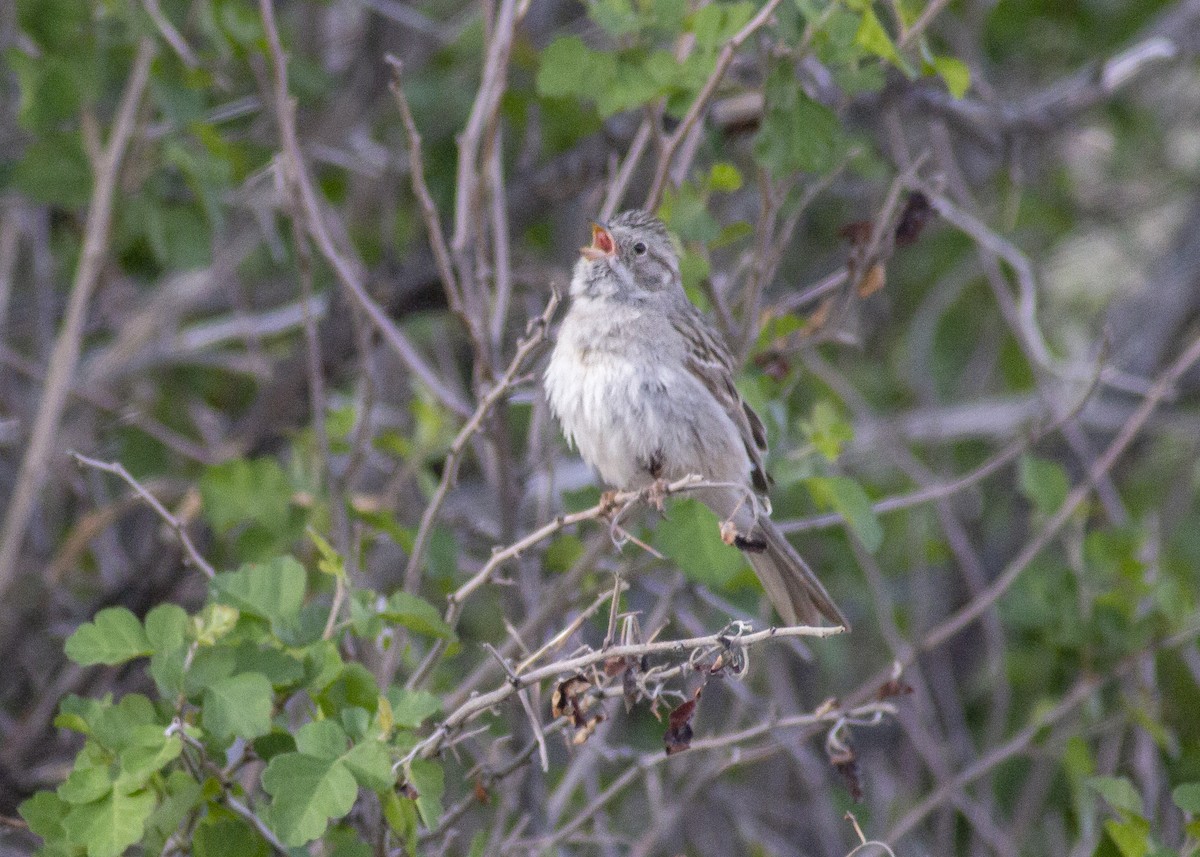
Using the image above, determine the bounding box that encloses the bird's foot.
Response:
[598,489,622,518]
[641,478,671,512]
[733,534,768,553]
[721,518,767,552]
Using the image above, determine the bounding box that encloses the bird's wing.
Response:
[673,306,771,494]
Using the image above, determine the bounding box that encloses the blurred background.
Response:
[2,0,1200,854]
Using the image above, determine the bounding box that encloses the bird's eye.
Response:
[633,242,647,255]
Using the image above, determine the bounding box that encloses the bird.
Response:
[543,209,848,628]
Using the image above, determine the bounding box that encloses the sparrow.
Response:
[544,209,848,628]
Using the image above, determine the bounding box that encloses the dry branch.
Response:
[0,39,155,602]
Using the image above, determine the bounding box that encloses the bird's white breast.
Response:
[544,300,649,489]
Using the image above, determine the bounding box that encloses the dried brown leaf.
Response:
[838,220,873,248]
[807,296,834,331]
[856,262,886,298]
[664,686,702,755]
[894,191,933,247]
[876,677,914,700]
[473,779,491,805]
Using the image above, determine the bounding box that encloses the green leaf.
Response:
[64,608,152,666]
[295,719,350,759]
[142,770,204,856]
[1088,776,1146,818]
[200,458,293,534]
[589,0,640,37]
[388,688,441,729]
[1172,782,1200,814]
[92,695,159,753]
[536,38,615,101]
[660,183,720,244]
[61,787,157,857]
[1103,816,1151,857]
[13,133,91,207]
[309,528,346,579]
[802,400,854,461]
[382,790,419,855]
[233,643,305,688]
[116,727,182,786]
[854,7,903,67]
[707,162,743,192]
[210,556,306,634]
[145,627,187,701]
[342,741,395,792]
[20,790,70,841]
[382,592,456,641]
[654,498,747,588]
[929,54,970,98]
[194,814,271,857]
[678,253,712,304]
[192,603,240,646]
[144,604,189,653]
[10,52,81,131]
[202,673,274,740]
[59,752,114,805]
[406,758,444,829]
[262,753,358,847]
[754,71,847,176]
[806,477,883,552]
[1019,455,1070,515]
[690,1,754,51]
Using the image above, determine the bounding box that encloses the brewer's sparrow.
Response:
[544,210,848,628]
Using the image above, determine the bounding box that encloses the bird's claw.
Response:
[641,478,670,512]
[598,490,622,518]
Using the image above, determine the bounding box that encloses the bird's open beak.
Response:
[581,223,616,261]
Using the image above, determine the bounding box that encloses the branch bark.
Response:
[0,38,155,602]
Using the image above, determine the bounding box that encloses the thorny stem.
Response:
[70,452,215,578]
[0,39,156,603]
[404,620,845,764]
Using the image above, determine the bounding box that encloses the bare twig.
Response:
[523,699,894,851]
[886,622,1200,841]
[401,291,559,594]
[922,331,1200,650]
[642,0,786,209]
[69,452,216,579]
[407,620,847,763]
[0,39,155,602]
[142,0,199,67]
[385,56,464,321]
[897,0,953,48]
[405,474,780,689]
[779,354,1104,534]
[258,0,472,418]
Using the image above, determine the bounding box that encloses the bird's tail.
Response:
[745,519,848,629]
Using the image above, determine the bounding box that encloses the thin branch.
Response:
[69,453,216,579]
[779,355,1104,534]
[225,796,290,855]
[402,291,559,594]
[142,0,199,67]
[523,699,894,851]
[385,56,464,320]
[886,622,1200,842]
[407,620,847,762]
[257,0,472,418]
[516,580,628,674]
[600,119,653,222]
[921,331,1200,651]
[642,0,785,210]
[405,474,780,689]
[0,38,155,602]
[449,0,521,353]
[897,0,953,49]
